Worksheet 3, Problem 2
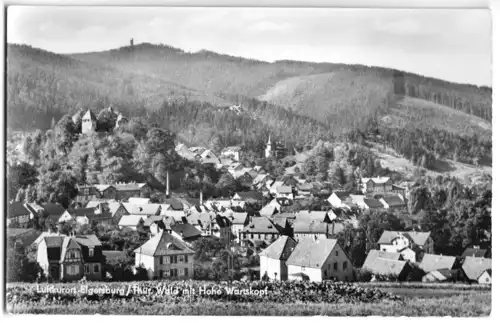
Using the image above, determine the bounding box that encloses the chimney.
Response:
[200,190,203,206]
[165,171,170,197]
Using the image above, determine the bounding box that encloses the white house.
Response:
[327,191,353,208]
[118,215,147,231]
[285,238,355,282]
[134,231,195,280]
[220,146,242,162]
[259,236,297,281]
[478,269,492,284]
[276,186,294,200]
[377,230,433,262]
[361,177,393,194]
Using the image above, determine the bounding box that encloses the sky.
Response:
[7,6,492,86]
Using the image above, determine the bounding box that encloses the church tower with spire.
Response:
[265,134,273,158]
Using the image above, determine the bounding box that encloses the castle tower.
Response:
[130,38,134,47]
[81,109,97,134]
[265,135,273,158]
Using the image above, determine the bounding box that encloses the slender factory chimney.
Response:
[166,171,170,198]
[200,190,203,206]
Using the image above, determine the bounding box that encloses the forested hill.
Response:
[7,43,492,154]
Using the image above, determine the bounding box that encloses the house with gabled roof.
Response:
[239,216,280,248]
[259,204,279,218]
[36,234,103,281]
[286,238,354,282]
[213,214,233,245]
[292,221,334,241]
[71,207,113,227]
[128,197,151,204]
[478,269,492,284]
[81,109,97,134]
[276,185,293,200]
[259,236,297,281]
[419,254,461,273]
[364,257,412,281]
[224,211,249,244]
[378,195,407,211]
[361,177,393,194]
[422,269,457,283]
[134,231,195,280]
[295,210,333,224]
[461,247,490,259]
[122,203,161,216]
[114,182,151,201]
[221,146,242,162]
[362,250,404,271]
[7,202,32,227]
[378,230,433,262]
[462,256,492,282]
[359,198,385,210]
[186,211,213,236]
[118,215,146,231]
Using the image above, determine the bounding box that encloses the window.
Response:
[184,268,189,277]
[328,264,331,270]
[258,234,261,240]
[170,256,177,263]
[343,261,348,271]
[251,234,254,239]
[184,255,189,263]
[335,251,339,257]
[89,248,94,258]
[333,262,338,271]
[160,257,163,265]
[68,265,79,275]
[94,264,100,273]
[159,270,164,278]
[382,248,387,252]
[178,255,184,263]
[324,270,327,277]
[84,264,90,274]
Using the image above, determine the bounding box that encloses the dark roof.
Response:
[164,198,184,210]
[103,250,128,263]
[382,195,406,207]
[286,238,338,268]
[332,191,351,200]
[243,217,279,234]
[235,191,263,201]
[8,202,30,218]
[363,198,384,209]
[70,208,96,218]
[170,223,202,239]
[72,234,102,247]
[259,236,297,260]
[42,203,66,216]
[134,231,194,256]
[44,236,65,248]
[461,248,488,258]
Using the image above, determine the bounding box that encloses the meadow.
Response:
[5,280,491,316]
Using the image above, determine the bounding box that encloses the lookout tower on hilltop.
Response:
[130,38,134,47]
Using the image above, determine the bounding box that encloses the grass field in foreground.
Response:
[7,290,491,316]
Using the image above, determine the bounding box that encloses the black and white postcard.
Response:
[3,2,493,317]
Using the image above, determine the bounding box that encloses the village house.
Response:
[362,249,404,271]
[286,238,355,282]
[292,221,334,241]
[134,231,195,280]
[378,195,407,212]
[295,210,333,224]
[418,254,462,275]
[175,144,197,161]
[358,198,385,210]
[378,230,434,262]
[364,257,412,281]
[232,191,264,207]
[94,185,118,200]
[259,204,279,218]
[162,210,187,226]
[259,236,297,281]
[252,174,270,189]
[422,269,457,283]
[106,202,130,224]
[114,182,151,201]
[220,146,242,161]
[461,256,492,283]
[118,215,146,231]
[75,185,103,205]
[146,215,167,235]
[122,203,161,217]
[239,216,280,248]
[42,203,75,226]
[478,269,492,284]
[276,186,294,200]
[199,149,220,165]
[128,197,151,204]
[80,109,97,134]
[224,211,249,244]
[71,207,113,227]
[361,177,393,194]
[461,247,490,259]
[37,234,103,281]
[186,211,213,236]
[7,202,32,228]
[166,223,202,243]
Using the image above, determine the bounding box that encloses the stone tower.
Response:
[130,38,134,47]
[81,109,97,134]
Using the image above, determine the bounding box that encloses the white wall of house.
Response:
[260,256,286,281]
[478,271,492,284]
[399,248,416,263]
[36,239,50,276]
[59,211,74,223]
[321,243,355,282]
[155,254,194,280]
[288,265,323,282]
[327,194,344,208]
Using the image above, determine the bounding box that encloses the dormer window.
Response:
[89,247,94,257]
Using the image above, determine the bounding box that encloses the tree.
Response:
[55,115,78,155]
[216,173,238,197]
[97,108,118,132]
